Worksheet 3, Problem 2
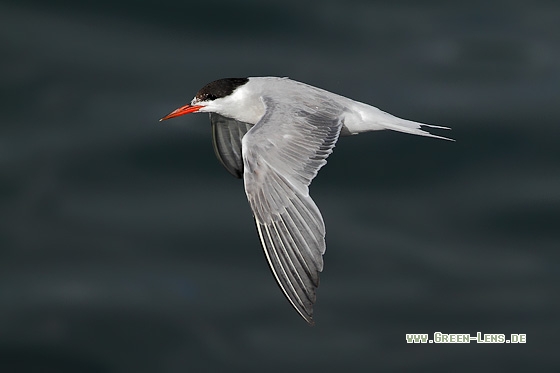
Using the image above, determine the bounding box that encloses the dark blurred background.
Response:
[1,0,559,371]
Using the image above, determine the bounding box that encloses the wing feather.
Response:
[242,96,343,324]
[210,113,253,178]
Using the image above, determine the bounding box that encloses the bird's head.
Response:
[160,78,250,121]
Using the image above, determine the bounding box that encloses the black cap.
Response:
[196,78,249,101]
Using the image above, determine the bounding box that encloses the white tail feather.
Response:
[379,119,455,141]
[344,101,454,141]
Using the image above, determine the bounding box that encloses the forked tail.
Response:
[346,101,455,141]
[380,118,455,141]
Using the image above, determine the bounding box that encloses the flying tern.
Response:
[161,77,452,325]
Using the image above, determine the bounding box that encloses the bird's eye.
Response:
[204,93,217,101]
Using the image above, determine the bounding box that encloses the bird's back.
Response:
[246,77,452,140]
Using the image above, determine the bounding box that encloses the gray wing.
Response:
[210,113,254,178]
[242,96,343,325]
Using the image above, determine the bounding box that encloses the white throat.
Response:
[200,81,266,125]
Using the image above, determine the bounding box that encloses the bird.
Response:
[160,77,452,325]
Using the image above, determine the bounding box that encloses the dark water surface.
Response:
[1,1,559,371]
